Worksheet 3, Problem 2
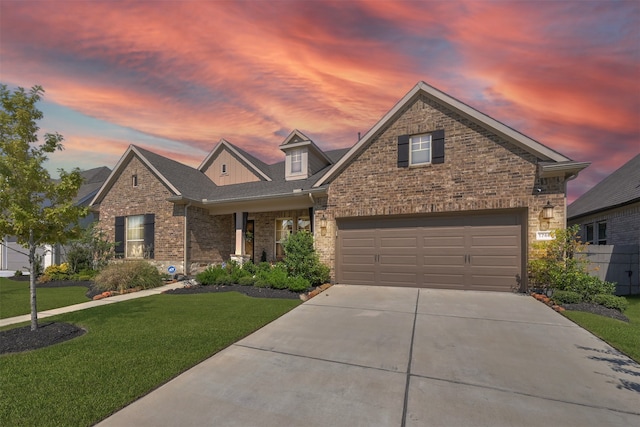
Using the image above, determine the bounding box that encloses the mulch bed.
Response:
[0,322,86,355]
[563,302,629,322]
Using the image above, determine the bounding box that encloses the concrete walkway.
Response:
[0,281,186,328]
[96,285,640,427]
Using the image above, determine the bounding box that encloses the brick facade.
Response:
[97,157,186,270]
[568,202,640,246]
[313,94,566,277]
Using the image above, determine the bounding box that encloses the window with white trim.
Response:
[410,134,432,165]
[297,216,311,232]
[126,215,145,258]
[275,218,293,260]
[290,149,302,174]
[584,221,607,245]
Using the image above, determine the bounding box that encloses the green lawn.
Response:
[0,277,90,319]
[564,295,640,363]
[0,292,300,426]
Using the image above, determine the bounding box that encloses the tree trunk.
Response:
[29,230,38,331]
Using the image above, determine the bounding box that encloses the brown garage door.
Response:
[337,211,524,292]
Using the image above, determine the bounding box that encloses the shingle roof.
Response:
[133,145,217,200]
[75,167,111,205]
[567,154,640,219]
[203,148,350,202]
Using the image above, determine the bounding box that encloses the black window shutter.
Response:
[144,214,155,259]
[397,135,410,168]
[114,216,125,257]
[308,207,314,233]
[432,130,445,164]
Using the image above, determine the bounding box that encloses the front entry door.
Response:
[245,220,255,262]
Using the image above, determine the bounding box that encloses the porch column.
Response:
[234,211,245,256]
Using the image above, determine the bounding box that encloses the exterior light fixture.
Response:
[542,201,555,220]
[320,214,327,236]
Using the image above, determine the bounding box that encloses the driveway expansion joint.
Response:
[417,312,579,328]
[233,343,408,375]
[409,374,640,417]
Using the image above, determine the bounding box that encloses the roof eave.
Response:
[538,161,591,180]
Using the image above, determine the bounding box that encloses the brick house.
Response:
[567,154,640,294]
[90,81,588,292]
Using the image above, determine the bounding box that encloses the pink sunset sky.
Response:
[1,0,638,203]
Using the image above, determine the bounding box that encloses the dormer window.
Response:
[290,149,302,174]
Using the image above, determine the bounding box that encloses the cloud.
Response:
[1,0,638,203]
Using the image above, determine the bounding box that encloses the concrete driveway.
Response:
[98,285,640,427]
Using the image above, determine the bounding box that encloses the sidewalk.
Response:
[0,281,186,328]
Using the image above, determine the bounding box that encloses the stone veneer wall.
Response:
[97,157,186,272]
[313,94,567,279]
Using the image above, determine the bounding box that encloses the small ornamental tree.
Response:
[528,225,618,303]
[282,230,330,286]
[0,84,87,330]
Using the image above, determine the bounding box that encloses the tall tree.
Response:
[0,84,87,330]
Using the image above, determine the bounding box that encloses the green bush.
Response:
[282,231,330,286]
[552,290,582,305]
[241,261,257,275]
[94,261,163,293]
[230,266,251,284]
[196,265,227,285]
[592,294,628,312]
[287,276,310,292]
[237,276,255,286]
[528,225,617,304]
[65,245,93,275]
[214,274,233,286]
[261,263,289,289]
[40,263,73,282]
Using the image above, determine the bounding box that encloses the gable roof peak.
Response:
[279,129,312,148]
[198,138,272,181]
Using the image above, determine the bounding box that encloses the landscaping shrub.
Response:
[40,263,72,282]
[196,265,227,285]
[214,274,233,286]
[230,265,251,283]
[241,261,257,275]
[287,276,310,292]
[528,225,617,304]
[237,276,255,286]
[282,231,330,286]
[552,290,582,305]
[593,294,628,312]
[94,261,163,293]
[261,263,289,289]
[559,274,615,301]
[66,222,116,273]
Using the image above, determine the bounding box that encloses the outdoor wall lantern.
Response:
[320,214,327,236]
[542,201,555,220]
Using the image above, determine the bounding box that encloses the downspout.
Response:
[184,202,192,276]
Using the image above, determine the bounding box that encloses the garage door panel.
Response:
[471,255,519,267]
[380,255,418,266]
[379,272,418,285]
[423,255,465,268]
[342,271,376,285]
[337,212,523,291]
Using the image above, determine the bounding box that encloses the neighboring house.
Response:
[0,166,111,272]
[568,154,640,246]
[568,154,640,294]
[90,81,589,292]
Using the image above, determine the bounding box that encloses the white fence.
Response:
[579,245,640,296]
